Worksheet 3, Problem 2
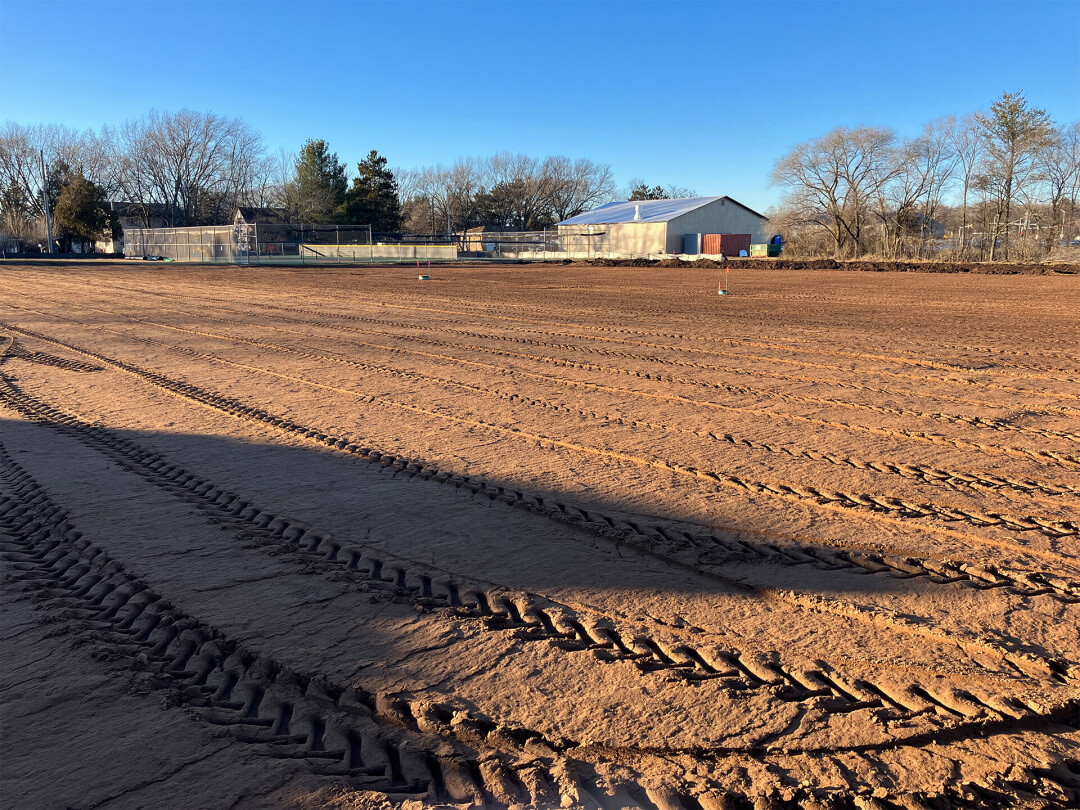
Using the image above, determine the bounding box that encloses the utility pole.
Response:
[40,151,55,254]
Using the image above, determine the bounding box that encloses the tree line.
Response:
[770,91,1079,261]
[0,111,619,250]
[278,143,619,235]
[5,91,1075,259]
[0,112,270,249]
[396,154,615,235]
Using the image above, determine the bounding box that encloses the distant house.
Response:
[460,225,506,252]
[96,202,174,253]
[234,206,290,226]
[112,201,173,230]
[556,196,768,256]
[913,214,945,240]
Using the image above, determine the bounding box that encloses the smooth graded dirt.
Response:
[1,261,1077,809]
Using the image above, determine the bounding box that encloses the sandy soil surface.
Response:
[1,261,1077,809]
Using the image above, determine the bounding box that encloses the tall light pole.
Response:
[40,150,55,254]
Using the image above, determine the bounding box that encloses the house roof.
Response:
[557,196,768,226]
[235,206,289,224]
[110,201,173,219]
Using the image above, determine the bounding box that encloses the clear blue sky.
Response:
[2,0,1078,212]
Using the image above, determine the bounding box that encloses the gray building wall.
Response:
[665,199,768,253]
[557,197,768,256]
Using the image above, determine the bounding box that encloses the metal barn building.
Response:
[556,196,768,256]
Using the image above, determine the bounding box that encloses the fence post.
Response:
[254,221,259,265]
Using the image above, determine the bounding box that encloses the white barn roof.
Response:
[557,196,767,226]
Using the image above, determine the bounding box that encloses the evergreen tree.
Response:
[629,183,668,201]
[46,159,73,214]
[976,91,1054,260]
[53,173,110,252]
[339,150,403,232]
[288,139,347,223]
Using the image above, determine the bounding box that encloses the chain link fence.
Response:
[123,223,459,263]
[123,222,682,264]
[470,230,627,260]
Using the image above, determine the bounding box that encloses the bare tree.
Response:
[398,166,441,236]
[772,126,897,257]
[0,122,121,250]
[411,159,486,238]
[1038,121,1080,245]
[114,110,267,227]
[948,113,986,256]
[873,119,957,258]
[257,147,297,216]
[395,156,614,236]
[442,158,486,235]
[915,117,958,254]
[393,167,423,209]
[243,152,286,212]
[763,204,834,257]
[872,138,925,259]
[0,122,48,219]
[663,184,698,199]
[0,122,110,217]
[545,157,614,222]
[484,152,556,229]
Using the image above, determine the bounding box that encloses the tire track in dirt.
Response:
[10,323,1080,612]
[131,276,1074,373]
[119,311,1080,505]
[46,280,1075,444]
[289,291,1080,381]
[353,327,1080,445]
[14,274,1075,414]
[7,321,1080,689]
[6,319,1077,556]
[0,444,697,809]
[297,308,1080,416]
[95,270,1080,374]
[2,379,1074,754]
[120,291,1080,434]
[111,286,1080,414]
[348,291,1080,364]
[3,323,1077,618]
[45,278,1079,408]
[19,300,1080,510]
[0,335,104,373]
[9,300,1078,475]
[6,450,1078,810]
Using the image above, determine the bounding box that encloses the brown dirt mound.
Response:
[576,258,1079,274]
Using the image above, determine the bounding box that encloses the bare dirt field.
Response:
[1,261,1077,809]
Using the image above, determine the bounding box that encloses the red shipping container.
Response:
[702,233,751,256]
